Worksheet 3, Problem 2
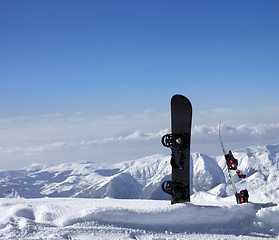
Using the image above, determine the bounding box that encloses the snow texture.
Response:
[0,198,278,239]
[1,143,279,239]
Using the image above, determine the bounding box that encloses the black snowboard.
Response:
[162,94,192,204]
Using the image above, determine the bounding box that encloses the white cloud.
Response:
[81,129,169,145]
[1,107,279,170]
[193,122,279,141]
[191,122,279,156]
[2,121,279,169]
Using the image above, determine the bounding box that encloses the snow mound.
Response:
[0,198,278,239]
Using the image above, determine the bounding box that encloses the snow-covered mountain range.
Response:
[1,144,279,239]
[1,143,279,203]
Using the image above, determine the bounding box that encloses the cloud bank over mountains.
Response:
[1,108,279,169]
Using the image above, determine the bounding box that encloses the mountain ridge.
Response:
[1,143,279,202]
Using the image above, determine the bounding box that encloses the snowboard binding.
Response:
[236,170,246,179]
[161,133,189,148]
[170,153,183,169]
[162,133,190,169]
[162,180,189,203]
[225,151,238,170]
[225,151,246,178]
[236,189,249,204]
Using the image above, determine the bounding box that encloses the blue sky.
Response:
[1,0,279,169]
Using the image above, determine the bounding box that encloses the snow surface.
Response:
[1,143,279,239]
[0,197,278,239]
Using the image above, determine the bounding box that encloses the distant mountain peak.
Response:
[1,144,279,202]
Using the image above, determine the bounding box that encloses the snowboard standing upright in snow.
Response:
[162,95,192,204]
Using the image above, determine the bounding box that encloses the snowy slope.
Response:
[1,144,279,203]
[0,197,278,239]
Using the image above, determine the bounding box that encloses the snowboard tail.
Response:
[162,95,192,204]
